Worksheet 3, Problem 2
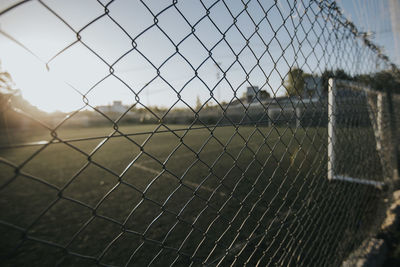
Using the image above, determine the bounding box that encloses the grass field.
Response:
[0,123,386,266]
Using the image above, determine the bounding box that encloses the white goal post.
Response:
[327,78,385,188]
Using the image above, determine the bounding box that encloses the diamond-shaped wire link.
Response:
[0,0,399,266]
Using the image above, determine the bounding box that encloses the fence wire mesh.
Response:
[0,0,399,266]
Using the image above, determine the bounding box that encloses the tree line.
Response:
[285,67,400,97]
[1,61,400,132]
[0,62,45,131]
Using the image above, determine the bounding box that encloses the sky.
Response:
[337,0,400,65]
[0,0,398,113]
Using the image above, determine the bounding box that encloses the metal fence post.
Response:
[296,106,302,128]
[328,78,336,181]
[386,88,400,181]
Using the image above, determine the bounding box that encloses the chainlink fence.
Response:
[0,0,399,266]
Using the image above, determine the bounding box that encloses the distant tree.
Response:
[0,62,45,131]
[285,67,305,96]
[373,70,400,94]
[353,73,372,86]
[0,62,18,126]
[321,69,334,93]
[259,90,270,100]
[0,64,15,111]
[321,69,352,93]
[352,70,400,94]
[239,92,247,103]
[320,68,400,94]
[0,63,18,132]
[195,95,201,109]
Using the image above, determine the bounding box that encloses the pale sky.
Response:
[337,0,400,65]
[0,0,396,113]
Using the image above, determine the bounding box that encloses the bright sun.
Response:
[1,41,85,113]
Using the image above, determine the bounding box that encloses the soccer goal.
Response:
[327,78,386,188]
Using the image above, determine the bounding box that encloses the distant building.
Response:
[246,86,270,103]
[97,101,129,114]
[303,76,323,99]
[246,86,259,102]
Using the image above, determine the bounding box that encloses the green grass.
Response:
[0,124,386,266]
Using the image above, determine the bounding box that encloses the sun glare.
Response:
[1,40,83,113]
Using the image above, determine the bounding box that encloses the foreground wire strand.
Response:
[0,0,399,266]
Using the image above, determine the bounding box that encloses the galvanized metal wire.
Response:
[0,0,399,266]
